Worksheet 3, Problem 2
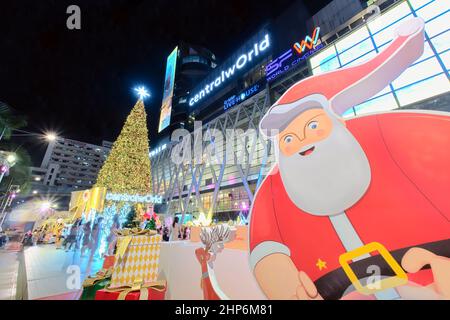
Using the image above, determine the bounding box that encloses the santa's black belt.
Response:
[314,239,450,300]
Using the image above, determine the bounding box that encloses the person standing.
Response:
[55,223,64,249]
[170,217,180,241]
[107,214,120,256]
[89,220,102,259]
[65,223,79,252]
[80,221,92,256]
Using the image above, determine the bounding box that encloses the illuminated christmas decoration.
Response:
[98,203,131,256]
[95,98,152,195]
[94,98,153,254]
[105,192,162,204]
[134,86,150,100]
[193,211,213,227]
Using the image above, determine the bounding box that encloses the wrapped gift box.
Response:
[95,282,166,300]
[110,233,161,288]
[102,255,115,270]
[80,268,112,300]
[80,278,111,300]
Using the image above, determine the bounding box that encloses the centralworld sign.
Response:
[189,33,271,107]
[105,192,163,204]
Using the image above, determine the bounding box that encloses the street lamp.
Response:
[0,185,20,229]
[6,153,16,164]
[45,132,57,141]
[40,201,52,211]
[0,151,17,185]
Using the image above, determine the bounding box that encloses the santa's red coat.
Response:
[249,111,450,287]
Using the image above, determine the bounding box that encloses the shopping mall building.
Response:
[150,0,450,221]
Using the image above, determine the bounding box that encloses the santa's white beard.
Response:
[278,116,371,216]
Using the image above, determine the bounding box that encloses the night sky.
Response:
[0,0,330,165]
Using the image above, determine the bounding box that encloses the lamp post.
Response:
[0,151,17,185]
[10,129,58,141]
[0,184,20,230]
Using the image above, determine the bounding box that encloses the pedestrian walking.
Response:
[80,221,92,256]
[64,223,79,251]
[107,214,120,256]
[89,219,102,259]
[55,222,64,249]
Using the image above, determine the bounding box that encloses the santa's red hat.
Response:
[260,17,425,137]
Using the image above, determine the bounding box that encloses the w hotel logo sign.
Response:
[293,27,321,55]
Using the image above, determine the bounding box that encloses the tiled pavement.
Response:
[24,244,103,299]
[0,249,19,300]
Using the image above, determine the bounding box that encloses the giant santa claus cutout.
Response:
[249,18,450,300]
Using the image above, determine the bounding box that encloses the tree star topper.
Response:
[135,86,150,100]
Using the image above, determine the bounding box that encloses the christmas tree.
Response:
[123,206,138,229]
[95,97,152,235]
[95,98,152,195]
[145,217,156,230]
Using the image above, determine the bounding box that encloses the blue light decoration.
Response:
[223,83,261,111]
[98,203,131,256]
[134,86,150,100]
[238,211,248,225]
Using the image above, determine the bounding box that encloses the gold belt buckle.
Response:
[339,242,408,295]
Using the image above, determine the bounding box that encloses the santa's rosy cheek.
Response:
[316,129,325,137]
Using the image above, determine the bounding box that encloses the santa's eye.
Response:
[308,121,318,130]
[283,135,294,144]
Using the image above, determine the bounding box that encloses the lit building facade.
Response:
[151,0,450,221]
[35,138,112,193]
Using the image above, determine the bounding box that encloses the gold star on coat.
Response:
[316,258,327,271]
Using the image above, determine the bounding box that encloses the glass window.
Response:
[310,45,337,69]
[439,49,450,71]
[341,50,377,67]
[431,30,450,53]
[338,38,375,65]
[391,57,445,89]
[367,2,411,34]
[335,26,370,54]
[415,0,450,22]
[354,93,399,115]
[371,13,413,47]
[312,57,340,75]
[424,10,450,38]
[408,0,435,11]
[395,73,450,106]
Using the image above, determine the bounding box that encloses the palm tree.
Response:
[0,143,32,193]
[0,101,27,141]
[0,102,31,192]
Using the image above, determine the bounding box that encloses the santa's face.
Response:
[277,108,371,216]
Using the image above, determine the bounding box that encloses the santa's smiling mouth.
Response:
[299,146,315,156]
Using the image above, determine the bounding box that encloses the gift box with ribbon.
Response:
[110,228,162,288]
[80,269,112,300]
[102,255,115,270]
[95,280,166,300]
